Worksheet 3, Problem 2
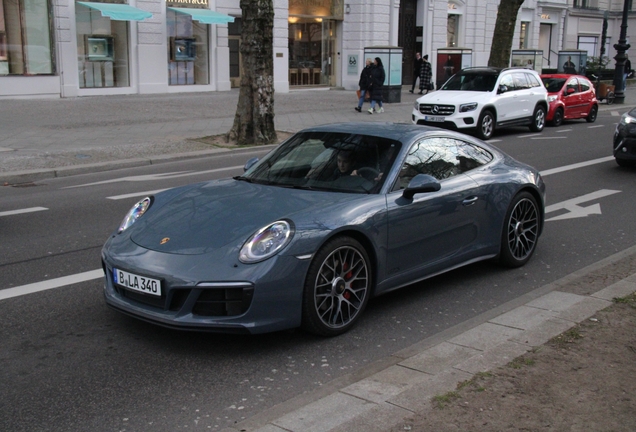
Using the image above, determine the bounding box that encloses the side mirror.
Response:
[244,157,259,172]
[566,87,576,95]
[402,174,441,199]
[498,84,508,94]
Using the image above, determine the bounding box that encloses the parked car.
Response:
[613,107,636,167]
[540,74,598,126]
[101,122,545,336]
[412,67,549,140]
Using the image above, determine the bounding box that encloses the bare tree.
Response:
[227,0,277,146]
[488,0,525,68]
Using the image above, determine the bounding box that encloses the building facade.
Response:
[0,0,633,98]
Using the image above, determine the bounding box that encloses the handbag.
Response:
[356,90,371,100]
[356,89,361,99]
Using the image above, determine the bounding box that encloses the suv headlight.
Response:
[239,220,294,263]
[414,101,419,110]
[459,103,478,112]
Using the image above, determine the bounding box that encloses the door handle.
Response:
[462,196,479,206]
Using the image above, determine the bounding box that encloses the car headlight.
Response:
[239,220,294,263]
[413,101,419,110]
[547,95,558,102]
[620,113,636,125]
[118,197,153,233]
[459,102,478,112]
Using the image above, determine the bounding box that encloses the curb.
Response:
[220,245,636,432]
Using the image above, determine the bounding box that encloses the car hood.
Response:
[130,179,359,255]
[417,90,492,104]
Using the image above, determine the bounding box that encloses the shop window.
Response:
[519,22,529,49]
[578,35,598,57]
[76,1,131,88]
[0,0,54,76]
[447,14,459,47]
[288,18,334,86]
[167,9,209,86]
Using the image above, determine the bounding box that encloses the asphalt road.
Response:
[1,110,635,431]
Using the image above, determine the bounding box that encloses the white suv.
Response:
[412,67,549,140]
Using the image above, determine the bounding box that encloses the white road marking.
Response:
[587,125,604,129]
[107,189,169,200]
[0,207,48,217]
[0,269,103,301]
[539,156,614,176]
[545,189,621,222]
[531,136,568,140]
[555,129,572,133]
[66,165,244,189]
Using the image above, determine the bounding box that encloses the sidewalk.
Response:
[2,86,636,432]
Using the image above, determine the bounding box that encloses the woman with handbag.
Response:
[419,55,433,95]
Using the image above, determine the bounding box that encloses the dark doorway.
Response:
[398,0,417,85]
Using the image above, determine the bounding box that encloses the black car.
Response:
[614,107,636,167]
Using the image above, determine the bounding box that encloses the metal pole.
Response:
[612,0,631,104]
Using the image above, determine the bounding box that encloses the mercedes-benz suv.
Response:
[412,67,549,140]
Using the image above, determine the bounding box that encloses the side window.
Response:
[580,79,591,92]
[512,72,530,90]
[499,74,515,91]
[566,78,579,94]
[394,137,462,190]
[455,140,493,173]
[526,73,541,88]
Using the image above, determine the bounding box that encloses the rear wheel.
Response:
[607,91,615,105]
[586,105,598,123]
[498,192,540,268]
[551,107,564,126]
[301,236,372,336]
[529,106,546,132]
[476,110,495,140]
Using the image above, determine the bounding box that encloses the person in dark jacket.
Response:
[409,52,424,93]
[355,58,373,112]
[368,57,385,114]
[418,54,433,94]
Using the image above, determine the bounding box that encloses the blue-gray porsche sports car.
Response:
[101,122,545,336]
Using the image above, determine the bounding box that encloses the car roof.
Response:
[540,73,590,80]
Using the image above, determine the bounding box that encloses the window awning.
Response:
[168,7,235,24]
[77,2,152,21]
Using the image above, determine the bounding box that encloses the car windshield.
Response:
[542,77,566,92]
[239,132,401,194]
[442,72,498,91]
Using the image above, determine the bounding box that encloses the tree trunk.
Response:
[227,0,277,146]
[488,0,525,68]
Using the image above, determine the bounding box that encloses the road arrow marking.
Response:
[545,189,620,222]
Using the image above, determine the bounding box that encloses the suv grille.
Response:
[419,104,456,116]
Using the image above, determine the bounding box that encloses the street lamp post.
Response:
[612,0,631,104]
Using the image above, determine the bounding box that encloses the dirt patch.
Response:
[191,131,294,149]
[391,293,636,432]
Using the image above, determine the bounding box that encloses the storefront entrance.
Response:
[288,18,336,86]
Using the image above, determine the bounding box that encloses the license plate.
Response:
[114,268,162,296]
[424,116,445,122]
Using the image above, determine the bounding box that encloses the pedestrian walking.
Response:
[409,52,424,93]
[355,58,373,112]
[368,57,385,114]
[418,54,433,95]
[624,55,632,92]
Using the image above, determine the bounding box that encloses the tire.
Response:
[301,236,372,336]
[476,110,495,140]
[586,105,598,123]
[607,91,615,105]
[529,106,546,132]
[616,158,636,168]
[551,107,564,127]
[498,192,540,268]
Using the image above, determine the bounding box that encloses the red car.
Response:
[540,74,599,126]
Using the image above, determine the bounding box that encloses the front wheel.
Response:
[301,236,372,336]
[476,110,495,140]
[586,105,598,123]
[529,106,546,132]
[498,192,540,268]
[551,107,564,127]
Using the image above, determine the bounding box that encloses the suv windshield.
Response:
[442,71,498,92]
[240,132,401,194]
